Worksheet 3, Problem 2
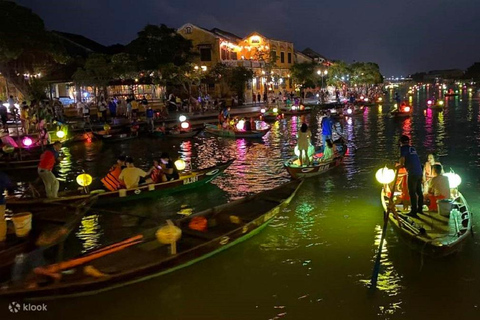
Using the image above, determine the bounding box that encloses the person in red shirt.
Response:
[38,141,62,198]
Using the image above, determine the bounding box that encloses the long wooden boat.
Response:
[284,140,347,179]
[381,180,471,257]
[390,109,412,117]
[153,128,203,139]
[0,179,303,300]
[7,160,234,211]
[0,158,39,170]
[205,124,270,138]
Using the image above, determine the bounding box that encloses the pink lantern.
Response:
[22,136,33,147]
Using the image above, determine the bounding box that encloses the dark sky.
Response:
[15,0,480,76]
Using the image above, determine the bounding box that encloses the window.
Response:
[280,52,285,63]
[288,52,292,64]
[230,52,238,60]
[185,26,192,34]
[200,48,212,61]
[271,51,277,62]
[221,48,228,60]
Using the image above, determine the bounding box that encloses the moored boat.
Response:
[0,179,303,299]
[380,174,471,257]
[7,160,234,211]
[153,128,203,139]
[205,124,270,138]
[284,139,347,179]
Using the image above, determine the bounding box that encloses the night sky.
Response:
[14,0,480,76]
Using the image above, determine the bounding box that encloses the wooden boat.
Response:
[152,128,203,139]
[284,139,347,179]
[7,160,234,211]
[0,179,303,299]
[280,107,311,116]
[381,176,472,257]
[93,129,138,143]
[0,158,38,171]
[205,124,270,138]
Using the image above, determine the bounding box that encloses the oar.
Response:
[370,169,399,289]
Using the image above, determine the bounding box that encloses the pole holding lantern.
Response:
[76,172,93,194]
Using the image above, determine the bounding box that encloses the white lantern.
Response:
[179,115,187,122]
[174,159,186,171]
[445,172,462,189]
[375,167,395,184]
[273,108,278,113]
[236,120,245,130]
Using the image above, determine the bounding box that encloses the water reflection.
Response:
[76,214,102,253]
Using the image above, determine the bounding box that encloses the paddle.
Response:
[370,169,399,289]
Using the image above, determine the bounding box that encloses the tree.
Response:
[350,62,383,85]
[327,61,351,87]
[73,54,114,98]
[127,24,194,72]
[290,62,316,88]
[161,63,207,101]
[0,1,68,98]
[207,64,253,102]
[465,62,480,80]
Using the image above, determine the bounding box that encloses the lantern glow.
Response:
[56,130,65,138]
[103,124,111,131]
[179,115,187,122]
[236,120,245,131]
[174,159,186,171]
[438,100,444,106]
[76,173,93,187]
[180,122,190,129]
[377,97,383,102]
[404,106,411,112]
[273,108,278,113]
[22,137,33,147]
[375,167,395,184]
[294,145,315,157]
[427,100,433,105]
[260,108,266,113]
[445,172,461,189]
[346,108,353,115]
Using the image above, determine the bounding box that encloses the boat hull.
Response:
[205,124,270,138]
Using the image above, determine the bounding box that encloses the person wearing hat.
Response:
[159,152,179,181]
[119,157,147,189]
[397,135,424,217]
[38,141,63,198]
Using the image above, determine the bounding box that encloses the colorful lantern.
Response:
[404,106,411,112]
[375,167,395,184]
[294,144,315,157]
[273,108,278,113]
[260,108,266,113]
[180,122,190,129]
[22,137,33,147]
[445,172,461,189]
[346,108,353,115]
[2,145,14,153]
[103,124,111,131]
[236,120,245,131]
[427,100,433,105]
[156,222,182,244]
[56,130,65,138]
[174,159,186,171]
[76,173,93,187]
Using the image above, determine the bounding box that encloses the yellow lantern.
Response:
[174,159,186,171]
[156,222,182,244]
[273,107,278,113]
[2,145,14,153]
[56,130,66,138]
[103,124,111,132]
[445,172,461,189]
[375,167,395,184]
[76,173,93,187]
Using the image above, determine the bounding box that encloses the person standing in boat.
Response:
[38,141,63,198]
[397,135,424,217]
[159,152,179,181]
[321,111,333,147]
[101,156,127,191]
[425,164,450,211]
[119,157,147,189]
[297,123,312,166]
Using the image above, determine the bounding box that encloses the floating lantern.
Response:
[445,172,461,189]
[179,115,187,122]
[174,159,186,171]
[103,124,111,131]
[236,120,245,130]
[375,167,395,184]
[260,108,266,113]
[56,130,65,138]
[273,108,278,113]
[22,137,33,147]
[180,121,190,129]
[76,173,93,187]
[2,144,14,153]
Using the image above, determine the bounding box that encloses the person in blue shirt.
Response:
[397,135,424,217]
[321,111,333,147]
[146,105,155,132]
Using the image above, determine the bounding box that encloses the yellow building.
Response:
[177,24,296,103]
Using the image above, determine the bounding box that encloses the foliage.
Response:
[127,24,194,72]
[410,72,426,82]
[0,1,68,96]
[465,62,480,80]
[161,63,207,98]
[73,54,114,88]
[207,64,253,101]
[326,61,351,87]
[349,62,383,85]
[290,62,317,88]
[27,78,48,101]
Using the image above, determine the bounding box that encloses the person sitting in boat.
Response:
[119,157,148,189]
[159,152,179,181]
[297,123,312,166]
[244,118,252,131]
[101,156,127,191]
[425,164,450,211]
[38,128,51,146]
[320,139,335,162]
[145,159,167,184]
[423,153,441,191]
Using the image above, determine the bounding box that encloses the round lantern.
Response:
[236,120,245,131]
[174,159,186,171]
[2,144,14,153]
[179,115,187,122]
[404,106,411,112]
[260,108,266,113]
[156,223,182,244]
[445,172,462,189]
[103,124,111,132]
[375,167,395,184]
[22,137,33,147]
[76,173,93,187]
[272,108,278,113]
[294,144,315,157]
[56,130,66,138]
[180,121,190,129]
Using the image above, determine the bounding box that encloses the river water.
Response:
[4,86,480,320]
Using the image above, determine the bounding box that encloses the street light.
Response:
[319,70,328,89]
